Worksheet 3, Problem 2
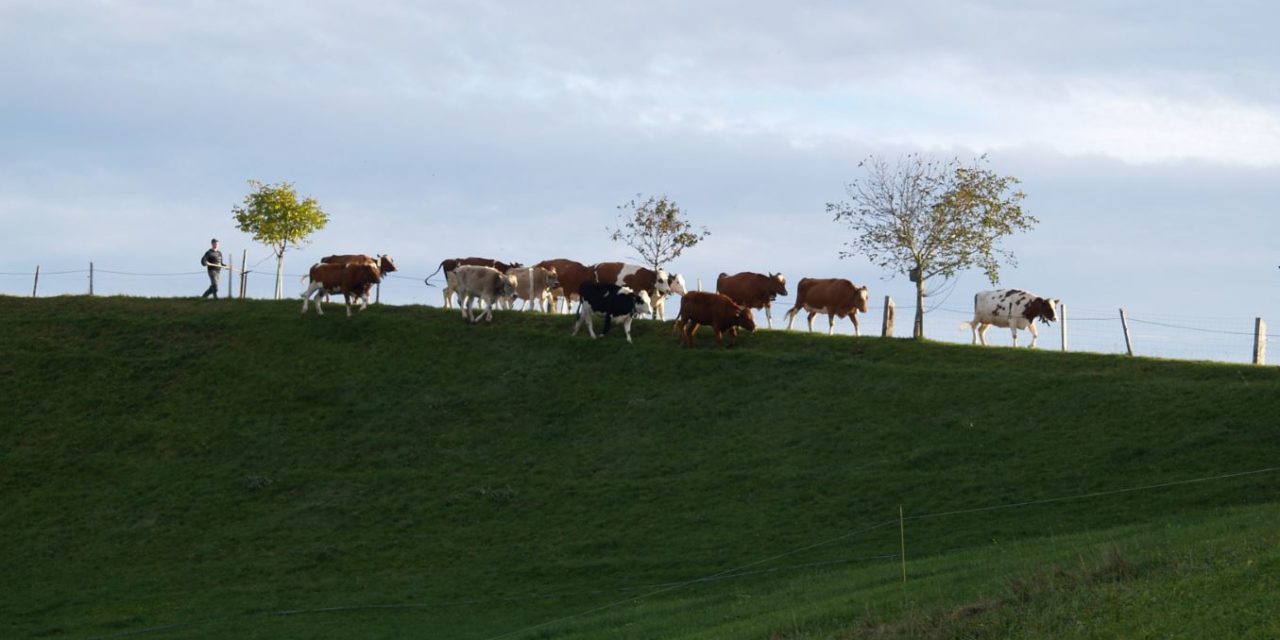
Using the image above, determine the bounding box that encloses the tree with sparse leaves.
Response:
[609,194,709,276]
[232,180,329,300]
[828,154,1036,339]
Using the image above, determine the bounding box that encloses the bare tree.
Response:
[609,194,709,274]
[828,154,1036,338]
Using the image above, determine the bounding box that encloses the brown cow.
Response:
[673,291,757,348]
[425,257,523,308]
[301,263,383,317]
[716,271,787,329]
[536,258,596,314]
[783,278,870,335]
[317,254,398,306]
[593,262,688,320]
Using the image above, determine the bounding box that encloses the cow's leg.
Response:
[784,307,801,331]
[685,322,701,347]
[828,313,836,336]
[344,293,354,318]
[459,293,470,319]
[971,320,980,345]
[851,313,860,337]
[1027,323,1040,348]
[715,327,725,347]
[571,305,585,336]
[300,283,314,314]
[622,315,635,343]
[1011,326,1019,347]
[764,303,773,329]
[806,311,816,333]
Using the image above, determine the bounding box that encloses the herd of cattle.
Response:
[299,254,1061,348]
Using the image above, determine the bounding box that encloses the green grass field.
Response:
[2,296,1278,639]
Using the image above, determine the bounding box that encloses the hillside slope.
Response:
[2,296,1278,639]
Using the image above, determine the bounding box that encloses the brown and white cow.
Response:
[592,262,687,320]
[502,266,560,312]
[300,262,384,317]
[448,265,518,323]
[783,278,870,335]
[963,289,1060,348]
[715,271,787,329]
[425,257,523,308]
[536,258,596,314]
[317,254,397,306]
[673,291,757,348]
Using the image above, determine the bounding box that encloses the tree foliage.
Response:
[609,195,709,273]
[232,180,329,299]
[232,180,329,258]
[827,154,1035,337]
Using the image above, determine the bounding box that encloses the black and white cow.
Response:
[572,282,653,344]
[964,289,1060,348]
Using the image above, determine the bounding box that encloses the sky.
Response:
[2,1,1278,362]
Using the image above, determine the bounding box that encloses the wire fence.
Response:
[2,260,1275,366]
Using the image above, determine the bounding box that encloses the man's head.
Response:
[211,238,219,249]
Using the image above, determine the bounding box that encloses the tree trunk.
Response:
[274,254,284,300]
[913,279,926,339]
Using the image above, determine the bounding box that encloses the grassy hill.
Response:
[2,295,1278,639]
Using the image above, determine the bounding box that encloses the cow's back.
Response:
[717,272,766,307]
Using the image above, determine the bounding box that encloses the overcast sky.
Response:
[3,1,1278,360]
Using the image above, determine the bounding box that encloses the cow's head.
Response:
[666,272,688,296]
[770,272,787,298]
[545,267,560,291]
[1036,297,1059,323]
[501,274,518,297]
[855,285,870,313]
[378,255,398,274]
[736,303,757,333]
[632,290,653,317]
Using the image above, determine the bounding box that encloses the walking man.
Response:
[201,238,226,299]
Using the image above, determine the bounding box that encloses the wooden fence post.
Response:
[89,262,94,296]
[226,255,232,301]
[881,296,895,337]
[32,265,39,298]
[1120,308,1134,357]
[240,250,247,299]
[697,277,702,292]
[1059,302,1066,352]
[1253,317,1266,365]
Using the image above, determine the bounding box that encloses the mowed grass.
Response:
[1,295,1278,639]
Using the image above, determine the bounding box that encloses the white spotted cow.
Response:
[572,282,653,344]
[964,289,1060,348]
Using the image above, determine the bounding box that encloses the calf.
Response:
[673,291,757,348]
[449,265,518,323]
[572,282,653,344]
[964,289,1059,348]
[536,258,595,313]
[300,262,383,317]
[425,257,523,308]
[783,278,870,335]
[716,271,787,329]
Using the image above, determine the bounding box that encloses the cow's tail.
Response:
[423,262,444,287]
[958,321,974,332]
